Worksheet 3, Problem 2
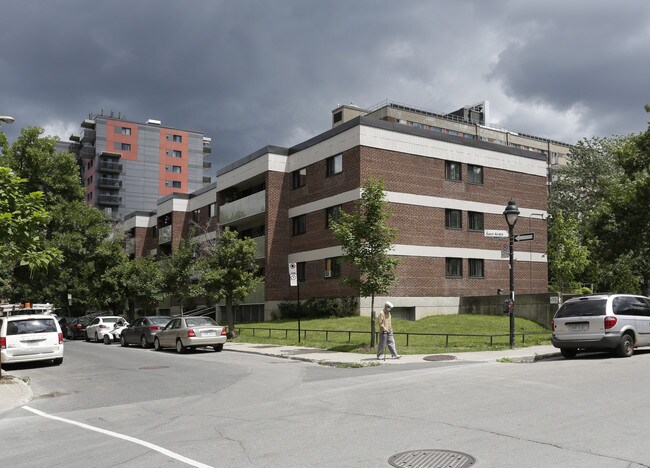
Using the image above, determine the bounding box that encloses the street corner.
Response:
[0,375,33,413]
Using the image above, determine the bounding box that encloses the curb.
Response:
[0,375,33,414]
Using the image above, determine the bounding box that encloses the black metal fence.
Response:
[235,327,550,347]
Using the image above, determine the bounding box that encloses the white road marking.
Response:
[22,406,214,468]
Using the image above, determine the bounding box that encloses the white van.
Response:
[0,314,64,365]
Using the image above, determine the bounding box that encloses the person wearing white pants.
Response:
[376,301,400,359]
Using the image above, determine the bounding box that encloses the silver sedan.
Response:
[153,316,227,353]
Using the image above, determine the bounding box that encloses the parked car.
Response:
[552,293,650,358]
[0,314,63,365]
[153,316,226,353]
[85,316,125,343]
[120,316,173,348]
[102,318,129,344]
[57,316,74,335]
[65,316,90,340]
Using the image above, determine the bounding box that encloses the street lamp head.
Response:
[503,200,520,228]
[0,115,15,124]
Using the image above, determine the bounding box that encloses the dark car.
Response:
[65,316,90,340]
[120,316,173,348]
[58,316,74,336]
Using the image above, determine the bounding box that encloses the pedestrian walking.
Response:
[376,301,400,360]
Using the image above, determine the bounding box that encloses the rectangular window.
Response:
[325,205,342,228]
[326,154,343,177]
[166,165,182,173]
[173,135,182,143]
[297,262,306,282]
[209,203,216,218]
[468,165,483,184]
[445,258,463,277]
[167,150,182,158]
[292,168,307,189]
[121,143,131,151]
[468,212,484,231]
[152,226,158,239]
[292,214,306,236]
[325,257,341,278]
[117,127,131,135]
[445,209,462,229]
[165,180,182,188]
[469,259,484,278]
[192,209,201,222]
[445,161,461,181]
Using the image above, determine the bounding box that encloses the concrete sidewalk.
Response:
[0,344,560,414]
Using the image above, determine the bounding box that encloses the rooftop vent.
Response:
[147,119,162,125]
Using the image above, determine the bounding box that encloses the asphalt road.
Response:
[2,339,650,467]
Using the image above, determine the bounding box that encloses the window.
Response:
[209,203,216,218]
[166,165,182,173]
[117,127,131,135]
[469,259,484,278]
[297,262,306,282]
[152,226,158,239]
[292,168,307,189]
[292,214,306,236]
[192,209,201,222]
[468,212,484,231]
[333,111,342,124]
[121,143,131,151]
[326,154,343,177]
[325,205,342,228]
[325,257,341,278]
[445,258,462,277]
[165,180,182,188]
[445,161,461,181]
[468,165,483,184]
[173,135,182,143]
[445,209,462,229]
[168,150,182,158]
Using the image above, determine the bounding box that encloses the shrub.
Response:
[276,297,357,319]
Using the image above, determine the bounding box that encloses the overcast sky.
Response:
[1,0,649,171]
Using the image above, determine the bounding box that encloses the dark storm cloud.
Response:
[1,0,648,170]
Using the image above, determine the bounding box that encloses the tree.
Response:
[547,210,589,293]
[0,167,61,275]
[200,227,260,338]
[330,178,398,348]
[162,235,204,316]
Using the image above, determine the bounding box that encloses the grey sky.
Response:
[1,0,649,170]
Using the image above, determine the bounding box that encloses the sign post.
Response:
[288,263,301,343]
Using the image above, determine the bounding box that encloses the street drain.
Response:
[423,355,456,362]
[138,365,169,370]
[389,449,475,468]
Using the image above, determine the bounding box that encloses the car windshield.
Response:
[555,299,607,318]
[185,317,217,327]
[77,318,90,324]
[103,317,119,323]
[7,319,57,335]
[150,317,172,325]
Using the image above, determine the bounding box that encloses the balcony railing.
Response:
[81,129,96,143]
[98,178,121,189]
[79,145,95,159]
[158,225,172,244]
[219,190,265,225]
[203,161,212,170]
[98,162,122,173]
[97,194,121,206]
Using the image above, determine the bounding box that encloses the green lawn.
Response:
[231,315,551,354]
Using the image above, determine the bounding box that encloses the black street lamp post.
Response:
[503,200,520,349]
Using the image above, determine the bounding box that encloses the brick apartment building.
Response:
[124,101,570,321]
[58,112,212,220]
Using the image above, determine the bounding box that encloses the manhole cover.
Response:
[389,449,475,468]
[423,355,456,362]
[138,365,169,370]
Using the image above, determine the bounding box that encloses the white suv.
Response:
[0,314,64,365]
[552,294,650,358]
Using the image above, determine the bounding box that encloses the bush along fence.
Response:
[234,327,550,348]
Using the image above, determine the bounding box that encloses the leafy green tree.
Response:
[547,210,589,293]
[200,227,260,338]
[330,178,398,348]
[162,235,204,316]
[0,167,61,275]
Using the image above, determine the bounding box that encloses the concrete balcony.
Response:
[219,190,265,225]
[81,128,95,143]
[98,178,121,189]
[159,225,172,244]
[98,162,122,173]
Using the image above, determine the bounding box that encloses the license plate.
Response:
[201,331,216,337]
[568,323,588,331]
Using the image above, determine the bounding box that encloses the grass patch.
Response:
[231,315,551,354]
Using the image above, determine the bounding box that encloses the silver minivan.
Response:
[0,314,64,365]
[552,294,650,358]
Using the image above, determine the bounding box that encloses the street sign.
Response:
[288,262,298,287]
[514,232,535,242]
[484,229,509,238]
[501,244,509,258]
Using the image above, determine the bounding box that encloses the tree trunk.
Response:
[370,293,376,348]
[226,296,238,338]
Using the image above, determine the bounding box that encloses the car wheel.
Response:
[176,339,186,354]
[616,334,634,357]
[154,338,162,351]
[214,343,224,352]
[140,336,149,349]
[560,348,578,359]
[53,357,63,365]
[120,335,128,347]
[103,334,112,345]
